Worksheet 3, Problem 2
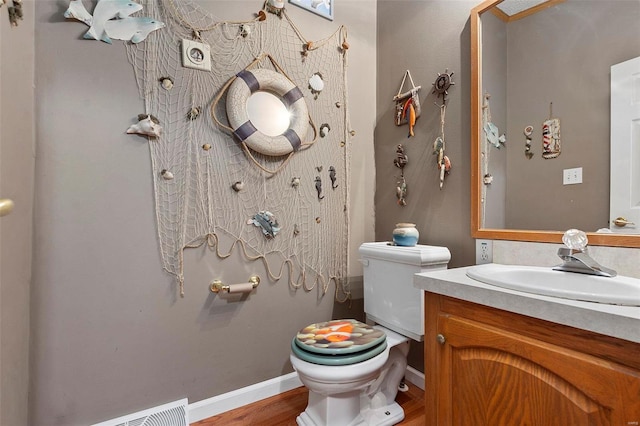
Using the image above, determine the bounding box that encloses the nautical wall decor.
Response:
[125,0,351,299]
[432,69,455,189]
[3,0,23,27]
[64,0,165,44]
[393,70,421,138]
[542,103,561,159]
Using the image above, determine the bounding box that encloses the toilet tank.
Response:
[359,242,451,341]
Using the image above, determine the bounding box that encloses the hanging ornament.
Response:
[542,102,561,159]
[396,176,408,206]
[431,69,455,190]
[315,176,325,200]
[432,69,455,102]
[524,125,534,159]
[329,166,338,189]
[393,144,409,206]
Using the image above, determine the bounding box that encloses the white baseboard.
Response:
[188,367,425,423]
[404,366,425,391]
[188,372,303,423]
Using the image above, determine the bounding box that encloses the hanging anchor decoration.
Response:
[393,144,409,206]
[431,69,455,189]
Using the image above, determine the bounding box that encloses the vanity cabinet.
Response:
[424,293,640,426]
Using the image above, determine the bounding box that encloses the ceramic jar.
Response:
[392,223,419,246]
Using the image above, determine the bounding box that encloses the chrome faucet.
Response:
[552,229,617,277]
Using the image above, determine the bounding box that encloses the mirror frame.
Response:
[470,0,640,248]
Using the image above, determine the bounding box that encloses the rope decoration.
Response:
[125,0,351,301]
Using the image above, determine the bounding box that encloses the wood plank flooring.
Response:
[193,383,425,425]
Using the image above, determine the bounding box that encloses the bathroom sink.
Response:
[466,264,640,306]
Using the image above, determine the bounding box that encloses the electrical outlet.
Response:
[476,239,493,264]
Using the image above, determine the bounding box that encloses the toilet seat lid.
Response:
[294,319,386,355]
[291,338,387,366]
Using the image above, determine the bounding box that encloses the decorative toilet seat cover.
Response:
[294,319,386,355]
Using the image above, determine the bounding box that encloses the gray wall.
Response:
[376,0,478,370]
[1,2,35,425]
[503,0,640,231]
[481,11,507,229]
[376,0,476,266]
[31,1,375,425]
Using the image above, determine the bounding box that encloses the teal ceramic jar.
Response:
[392,223,419,246]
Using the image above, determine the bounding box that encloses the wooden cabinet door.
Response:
[434,314,640,426]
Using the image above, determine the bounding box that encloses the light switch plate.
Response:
[563,167,583,185]
[181,39,212,71]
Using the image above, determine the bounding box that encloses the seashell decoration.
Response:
[187,106,201,120]
[239,24,251,38]
[159,77,174,90]
[126,114,162,138]
[308,72,324,99]
[291,177,301,188]
[202,143,211,151]
[232,181,244,192]
[160,169,174,180]
[320,123,331,138]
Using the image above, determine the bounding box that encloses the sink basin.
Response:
[466,264,640,306]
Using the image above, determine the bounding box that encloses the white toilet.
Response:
[290,242,451,426]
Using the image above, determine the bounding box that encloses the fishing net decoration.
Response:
[125,0,352,300]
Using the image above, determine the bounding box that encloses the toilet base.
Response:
[296,401,403,426]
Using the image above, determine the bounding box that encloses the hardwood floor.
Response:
[193,383,425,425]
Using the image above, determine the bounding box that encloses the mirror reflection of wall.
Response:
[246,91,291,137]
[481,0,640,233]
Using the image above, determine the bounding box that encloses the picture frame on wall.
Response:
[288,0,333,21]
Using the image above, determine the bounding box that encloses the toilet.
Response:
[290,242,451,426]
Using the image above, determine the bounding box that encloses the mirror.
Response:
[471,0,640,247]
[246,91,291,137]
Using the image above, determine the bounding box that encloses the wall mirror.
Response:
[246,91,291,137]
[471,0,640,247]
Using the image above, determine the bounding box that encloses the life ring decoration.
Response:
[225,68,312,157]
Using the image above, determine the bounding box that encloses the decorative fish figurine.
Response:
[329,166,338,189]
[311,0,331,10]
[315,176,324,200]
[403,98,416,137]
[64,0,93,26]
[104,16,165,44]
[64,0,163,44]
[126,114,162,137]
[89,0,142,43]
[247,211,280,239]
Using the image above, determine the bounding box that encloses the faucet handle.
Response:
[562,229,588,251]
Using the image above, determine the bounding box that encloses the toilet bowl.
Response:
[290,321,409,426]
[290,243,451,426]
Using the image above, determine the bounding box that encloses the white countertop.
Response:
[414,265,640,344]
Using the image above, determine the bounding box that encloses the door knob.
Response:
[0,199,14,217]
[613,217,635,227]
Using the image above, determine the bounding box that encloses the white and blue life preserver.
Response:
[226,68,309,157]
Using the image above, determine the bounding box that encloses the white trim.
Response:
[188,372,303,423]
[188,366,425,422]
[404,365,425,391]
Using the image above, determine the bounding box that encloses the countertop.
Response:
[414,265,640,344]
